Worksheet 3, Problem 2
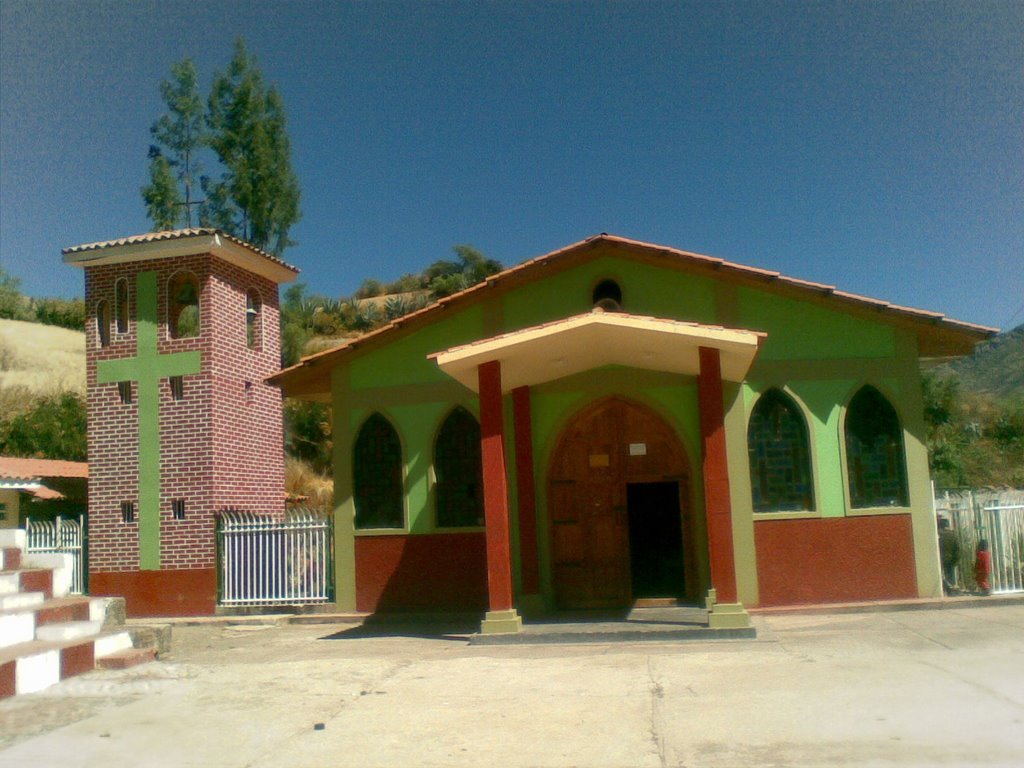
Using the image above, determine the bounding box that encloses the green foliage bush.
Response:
[0,391,87,462]
[922,372,1024,487]
[33,297,86,330]
[284,400,332,475]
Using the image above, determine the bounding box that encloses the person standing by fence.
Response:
[975,539,992,596]
[938,517,961,595]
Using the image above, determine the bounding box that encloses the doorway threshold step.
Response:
[470,622,755,645]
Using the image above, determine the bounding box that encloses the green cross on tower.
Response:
[97,271,201,570]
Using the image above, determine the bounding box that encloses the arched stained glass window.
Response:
[353,413,404,529]
[747,389,814,512]
[114,278,129,334]
[168,271,200,339]
[845,386,909,508]
[435,407,483,528]
[96,300,112,347]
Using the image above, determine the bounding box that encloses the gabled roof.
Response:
[269,233,998,397]
[63,228,300,284]
[431,311,766,392]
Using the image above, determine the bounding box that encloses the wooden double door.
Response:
[548,397,696,609]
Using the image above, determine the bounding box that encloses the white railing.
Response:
[217,508,333,606]
[25,516,86,594]
[935,489,1024,595]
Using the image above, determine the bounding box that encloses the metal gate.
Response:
[25,515,86,594]
[935,490,1024,594]
[217,508,334,606]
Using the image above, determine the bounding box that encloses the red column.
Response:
[512,386,540,595]
[478,360,514,612]
[698,346,738,604]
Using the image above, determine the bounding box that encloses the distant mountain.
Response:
[934,323,1024,401]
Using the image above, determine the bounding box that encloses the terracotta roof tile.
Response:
[0,456,89,480]
[269,233,999,390]
[62,228,299,274]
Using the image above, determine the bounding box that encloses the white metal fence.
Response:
[25,515,86,594]
[217,508,333,607]
[934,489,1024,594]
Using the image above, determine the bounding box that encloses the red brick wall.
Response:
[90,569,217,616]
[754,515,918,606]
[355,533,488,613]
[85,253,285,584]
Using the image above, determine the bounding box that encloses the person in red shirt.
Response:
[974,539,992,596]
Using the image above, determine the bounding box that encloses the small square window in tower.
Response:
[118,381,133,404]
[172,499,186,520]
[169,375,185,401]
[121,501,136,523]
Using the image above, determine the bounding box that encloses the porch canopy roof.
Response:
[429,311,766,394]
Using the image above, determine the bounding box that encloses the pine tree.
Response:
[142,151,181,231]
[204,39,301,255]
[141,59,204,230]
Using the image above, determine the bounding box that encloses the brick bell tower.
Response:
[64,229,299,616]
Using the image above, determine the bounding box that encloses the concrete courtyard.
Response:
[1,603,1022,767]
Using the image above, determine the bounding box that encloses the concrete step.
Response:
[93,629,134,658]
[0,591,45,611]
[0,530,25,549]
[19,553,73,598]
[0,571,19,595]
[36,620,103,643]
[95,646,157,670]
[0,547,21,571]
[0,610,36,649]
[13,568,54,599]
[0,596,101,649]
[0,629,136,698]
[33,596,102,628]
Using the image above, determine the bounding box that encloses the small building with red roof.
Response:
[0,456,89,529]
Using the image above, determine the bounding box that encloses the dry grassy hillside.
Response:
[0,319,86,395]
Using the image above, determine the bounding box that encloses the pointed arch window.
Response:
[168,271,200,339]
[747,389,814,512]
[246,289,262,349]
[353,413,404,529]
[96,300,112,347]
[434,407,484,528]
[845,386,909,508]
[114,278,129,334]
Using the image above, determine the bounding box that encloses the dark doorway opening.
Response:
[627,481,685,599]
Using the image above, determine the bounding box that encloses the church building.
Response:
[272,233,995,633]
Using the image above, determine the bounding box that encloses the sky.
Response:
[1,0,1021,331]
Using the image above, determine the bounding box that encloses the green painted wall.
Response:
[332,246,936,608]
[504,256,717,330]
[737,287,895,361]
[349,305,485,390]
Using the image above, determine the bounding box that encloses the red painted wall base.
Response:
[90,568,217,617]
[355,533,488,613]
[755,515,918,606]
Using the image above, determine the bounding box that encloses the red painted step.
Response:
[34,596,95,627]
[0,547,21,570]
[95,647,157,670]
